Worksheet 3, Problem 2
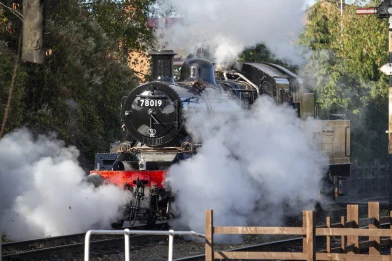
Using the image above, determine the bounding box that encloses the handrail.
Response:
[84,229,205,261]
[223,71,260,94]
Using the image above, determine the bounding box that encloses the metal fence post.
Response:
[84,230,92,261]
[168,229,174,261]
[124,229,130,261]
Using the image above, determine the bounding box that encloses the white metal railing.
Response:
[84,229,205,261]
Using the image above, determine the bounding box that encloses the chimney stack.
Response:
[149,50,176,82]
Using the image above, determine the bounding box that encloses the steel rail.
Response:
[2,222,168,260]
[3,234,165,261]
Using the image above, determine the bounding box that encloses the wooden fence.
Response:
[205,202,392,260]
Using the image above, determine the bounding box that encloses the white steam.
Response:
[0,128,130,240]
[166,96,328,237]
[154,0,307,64]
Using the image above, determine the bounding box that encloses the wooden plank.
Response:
[214,251,305,260]
[317,253,392,261]
[305,211,316,261]
[346,204,359,254]
[368,202,380,254]
[316,228,392,237]
[326,216,331,253]
[205,210,213,261]
[213,226,304,235]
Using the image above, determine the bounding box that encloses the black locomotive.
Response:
[89,50,351,226]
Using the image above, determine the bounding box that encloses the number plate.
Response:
[138,99,165,107]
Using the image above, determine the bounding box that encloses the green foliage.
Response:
[82,0,157,60]
[299,0,389,161]
[0,7,8,31]
[0,0,156,168]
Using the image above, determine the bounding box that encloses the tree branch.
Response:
[0,32,22,139]
[0,1,23,21]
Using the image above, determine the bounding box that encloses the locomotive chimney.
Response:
[149,50,176,81]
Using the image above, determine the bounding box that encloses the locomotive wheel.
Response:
[86,173,104,188]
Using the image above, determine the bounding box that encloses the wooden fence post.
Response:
[304,211,316,261]
[303,211,307,255]
[340,216,345,252]
[368,202,380,255]
[326,216,331,253]
[205,210,213,261]
[347,204,359,254]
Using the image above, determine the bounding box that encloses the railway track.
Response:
[2,221,168,260]
[0,204,385,260]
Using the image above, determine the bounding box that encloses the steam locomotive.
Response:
[88,50,351,227]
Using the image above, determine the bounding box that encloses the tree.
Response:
[82,0,156,62]
[0,0,157,169]
[299,0,388,161]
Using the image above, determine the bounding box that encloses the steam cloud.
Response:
[166,96,329,237]
[0,128,130,240]
[154,0,308,64]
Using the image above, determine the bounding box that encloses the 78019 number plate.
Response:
[138,99,165,107]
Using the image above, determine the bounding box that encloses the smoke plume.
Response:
[154,0,307,64]
[166,96,329,238]
[0,128,130,240]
